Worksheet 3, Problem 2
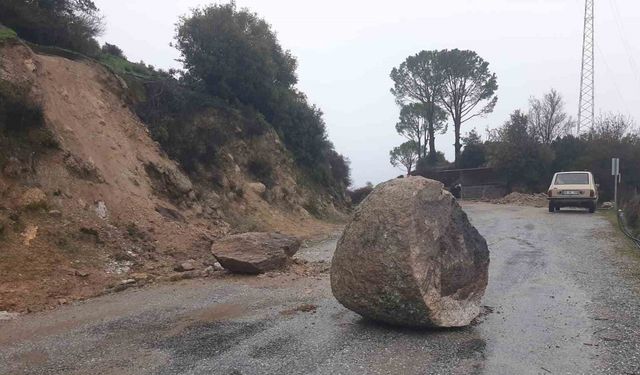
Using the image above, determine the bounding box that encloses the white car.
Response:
[547,171,598,213]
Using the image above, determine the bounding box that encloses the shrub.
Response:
[624,195,640,237]
[101,43,125,58]
[326,150,351,187]
[348,185,374,206]
[247,156,274,187]
[0,81,43,132]
[0,0,103,56]
[0,25,17,42]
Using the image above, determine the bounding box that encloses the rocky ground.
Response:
[1,203,639,375]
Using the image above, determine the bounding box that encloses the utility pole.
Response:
[612,158,620,210]
[578,0,595,135]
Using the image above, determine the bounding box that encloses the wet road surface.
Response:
[1,203,640,375]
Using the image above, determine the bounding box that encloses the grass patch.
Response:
[599,210,640,262]
[0,27,17,42]
[98,54,160,80]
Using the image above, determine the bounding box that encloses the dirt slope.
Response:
[0,41,340,312]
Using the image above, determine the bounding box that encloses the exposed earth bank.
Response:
[0,41,344,313]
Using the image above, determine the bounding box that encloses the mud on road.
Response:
[1,203,640,375]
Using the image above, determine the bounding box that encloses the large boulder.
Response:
[211,232,301,274]
[331,177,489,327]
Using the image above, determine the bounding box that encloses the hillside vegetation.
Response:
[0,2,349,312]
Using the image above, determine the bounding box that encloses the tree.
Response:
[436,49,498,167]
[528,89,571,144]
[588,112,636,141]
[487,111,553,191]
[0,0,103,55]
[391,51,448,163]
[460,128,486,169]
[174,2,297,119]
[390,141,419,175]
[101,43,125,58]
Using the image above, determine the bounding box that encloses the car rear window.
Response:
[555,173,589,185]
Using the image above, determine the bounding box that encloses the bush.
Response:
[0,81,43,132]
[0,25,17,42]
[247,156,274,187]
[348,184,374,206]
[326,150,351,187]
[624,195,640,237]
[0,0,103,56]
[174,4,350,198]
[0,81,53,168]
[101,43,124,58]
[175,3,297,119]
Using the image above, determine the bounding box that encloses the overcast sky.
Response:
[94,0,640,187]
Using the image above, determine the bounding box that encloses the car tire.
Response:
[589,203,596,213]
[549,202,555,213]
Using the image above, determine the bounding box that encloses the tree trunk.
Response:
[428,123,436,163]
[454,118,462,167]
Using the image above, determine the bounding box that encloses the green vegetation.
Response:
[0,81,55,168]
[0,81,44,132]
[390,49,497,168]
[98,54,161,80]
[480,90,639,200]
[348,182,374,206]
[0,0,350,203]
[390,141,419,175]
[0,0,103,56]
[170,3,351,192]
[0,26,17,42]
[459,129,486,169]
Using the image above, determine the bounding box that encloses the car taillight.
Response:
[548,190,553,197]
[590,190,595,198]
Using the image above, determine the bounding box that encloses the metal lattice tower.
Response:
[578,0,595,134]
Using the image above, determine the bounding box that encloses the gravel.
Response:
[1,203,639,375]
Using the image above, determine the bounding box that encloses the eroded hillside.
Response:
[0,40,343,312]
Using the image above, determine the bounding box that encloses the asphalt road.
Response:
[1,203,640,375]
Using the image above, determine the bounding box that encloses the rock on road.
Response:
[1,203,640,375]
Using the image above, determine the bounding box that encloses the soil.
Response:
[490,192,548,207]
[0,41,344,314]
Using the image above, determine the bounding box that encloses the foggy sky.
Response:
[94,0,640,187]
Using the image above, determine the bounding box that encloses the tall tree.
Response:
[395,103,435,159]
[588,112,636,140]
[460,128,486,169]
[174,2,297,119]
[390,141,419,175]
[390,51,447,163]
[528,89,571,144]
[436,49,498,167]
[487,111,553,191]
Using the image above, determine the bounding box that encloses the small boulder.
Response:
[74,270,90,278]
[18,188,47,210]
[211,232,301,274]
[95,201,108,220]
[48,210,63,218]
[330,177,490,328]
[174,261,196,272]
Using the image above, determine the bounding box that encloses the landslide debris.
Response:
[0,41,341,313]
[492,192,548,208]
[211,232,301,274]
[331,177,490,327]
